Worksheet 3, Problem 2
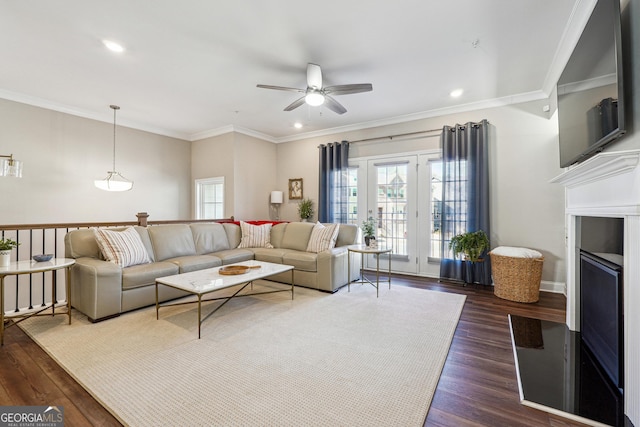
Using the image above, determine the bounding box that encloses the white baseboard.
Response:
[540,280,566,296]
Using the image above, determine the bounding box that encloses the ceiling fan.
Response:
[257,63,372,115]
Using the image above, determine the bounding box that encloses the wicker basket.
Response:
[490,251,544,303]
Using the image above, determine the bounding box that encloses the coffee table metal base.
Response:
[155,262,294,339]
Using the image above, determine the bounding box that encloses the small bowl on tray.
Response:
[32,254,54,262]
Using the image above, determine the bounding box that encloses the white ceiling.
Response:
[0,0,592,143]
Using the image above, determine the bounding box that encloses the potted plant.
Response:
[361,217,376,247]
[449,230,489,285]
[449,230,489,262]
[0,238,19,268]
[297,198,314,222]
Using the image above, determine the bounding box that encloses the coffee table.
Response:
[155,260,294,338]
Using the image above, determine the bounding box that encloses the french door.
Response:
[352,151,442,277]
[366,157,417,273]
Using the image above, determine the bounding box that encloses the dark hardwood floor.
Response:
[0,275,590,427]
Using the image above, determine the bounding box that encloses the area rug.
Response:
[19,282,465,427]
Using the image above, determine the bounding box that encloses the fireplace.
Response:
[551,149,640,426]
[580,250,623,390]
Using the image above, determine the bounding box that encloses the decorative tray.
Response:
[218,265,261,275]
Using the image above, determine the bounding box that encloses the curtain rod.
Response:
[348,128,442,144]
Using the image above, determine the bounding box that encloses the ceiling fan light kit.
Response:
[305,91,325,106]
[257,63,372,115]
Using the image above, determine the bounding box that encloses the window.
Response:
[195,177,224,219]
[332,167,358,224]
[441,159,468,258]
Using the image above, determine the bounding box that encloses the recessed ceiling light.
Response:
[450,88,464,98]
[294,122,303,129]
[103,40,125,53]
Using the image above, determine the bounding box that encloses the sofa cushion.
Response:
[281,222,315,251]
[190,223,230,254]
[122,261,179,290]
[238,221,274,248]
[166,255,222,273]
[94,226,151,268]
[306,222,339,253]
[148,224,197,261]
[213,248,255,265]
[270,223,287,248]
[335,223,358,247]
[65,228,103,260]
[135,226,156,262]
[252,248,290,264]
[223,223,242,248]
[282,251,317,272]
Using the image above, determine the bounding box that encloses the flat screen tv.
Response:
[557,0,626,168]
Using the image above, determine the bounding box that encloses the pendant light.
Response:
[94,105,133,191]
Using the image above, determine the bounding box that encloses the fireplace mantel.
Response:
[551,149,640,188]
[551,149,640,425]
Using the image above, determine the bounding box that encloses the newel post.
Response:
[136,212,149,227]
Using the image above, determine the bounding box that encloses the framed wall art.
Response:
[289,178,303,200]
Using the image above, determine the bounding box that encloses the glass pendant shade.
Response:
[94,171,133,191]
[96,105,133,191]
[1,157,23,177]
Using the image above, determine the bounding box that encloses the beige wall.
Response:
[0,99,191,224]
[276,98,567,285]
[191,131,277,220]
[191,133,235,218]
[233,133,277,220]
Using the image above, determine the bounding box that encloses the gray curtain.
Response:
[318,141,349,223]
[439,120,491,285]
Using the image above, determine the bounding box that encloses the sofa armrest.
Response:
[69,257,123,322]
[315,246,361,292]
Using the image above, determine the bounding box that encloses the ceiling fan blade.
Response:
[324,83,373,96]
[284,96,306,111]
[307,63,323,89]
[257,84,305,93]
[324,95,347,115]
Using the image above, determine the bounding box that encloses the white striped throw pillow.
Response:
[93,226,151,267]
[237,221,274,248]
[306,222,340,253]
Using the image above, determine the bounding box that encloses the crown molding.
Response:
[0,87,554,145]
[541,0,598,95]
[273,90,550,143]
[189,125,278,143]
[0,89,191,141]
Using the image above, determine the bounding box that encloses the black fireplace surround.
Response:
[509,250,625,426]
[580,250,624,391]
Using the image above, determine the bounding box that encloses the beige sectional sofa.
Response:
[64,221,360,322]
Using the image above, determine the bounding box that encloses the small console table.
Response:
[0,258,75,345]
[347,245,392,297]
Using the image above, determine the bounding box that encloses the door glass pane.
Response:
[346,167,358,225]
[376,164,408,255]
[430,161,443,259]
